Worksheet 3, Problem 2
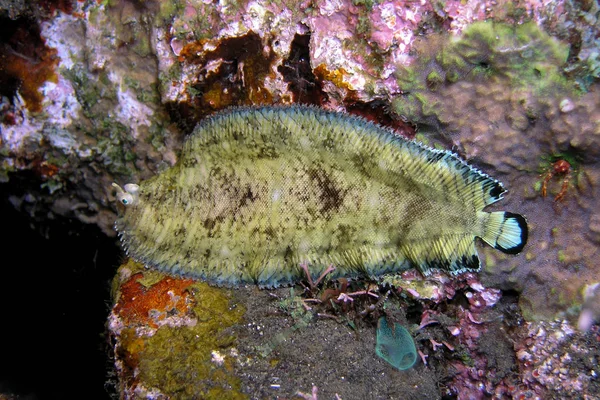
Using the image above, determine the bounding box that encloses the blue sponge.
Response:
[375,317,417,370]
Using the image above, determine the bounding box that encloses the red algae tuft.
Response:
[113,272,195,329]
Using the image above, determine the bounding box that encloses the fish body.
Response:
[114,106,527,287]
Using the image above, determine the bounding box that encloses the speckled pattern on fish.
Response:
[113,106,527,287]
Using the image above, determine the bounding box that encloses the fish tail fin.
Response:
[478,211,528,254]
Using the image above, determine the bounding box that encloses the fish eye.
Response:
[118,192,135,206]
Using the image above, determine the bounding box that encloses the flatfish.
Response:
[113,106,527,287]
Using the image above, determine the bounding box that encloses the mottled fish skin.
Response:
[114,106,527,287]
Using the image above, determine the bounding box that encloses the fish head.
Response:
[112,182,140,208]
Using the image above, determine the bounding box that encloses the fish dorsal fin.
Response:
[392,140,506,210]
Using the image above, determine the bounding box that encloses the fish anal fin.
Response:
[405,235,481,276]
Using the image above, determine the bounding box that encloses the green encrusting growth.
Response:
[396,21,569,92]
[114,106,527,287]
[438,21,568,87]
[135,281,247,399]
[392,21,571,124]
[375,317,417,370]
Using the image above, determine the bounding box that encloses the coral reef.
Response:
[1,1,180,235]
[109,258,600,398]
[443,317,600,398]
[512,320,600,398]
[379,270,600,398]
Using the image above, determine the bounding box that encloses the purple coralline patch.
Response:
[306,0,429,99]
[387,271,600,398]
[511,320,600,398]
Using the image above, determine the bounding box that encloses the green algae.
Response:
[110,260,247,398]
[137,282,247,399]
[391,21,573,123]
[352,0,378,9]
[375,317,417,371]
[64,66,139,176]
[156,0,184,25]
[439,21,568,87]
[147,120,170,152]
[64,66,117,118]
[356,13,372,36]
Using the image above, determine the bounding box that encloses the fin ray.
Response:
[401,146,506,209]
[403,234,481,276]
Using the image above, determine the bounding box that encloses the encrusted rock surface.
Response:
[108,259,600,399]
[388,20,600,320]
[3,0,600,397]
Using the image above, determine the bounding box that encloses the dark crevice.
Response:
[278,33,325,105]
[0,176,120,400]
